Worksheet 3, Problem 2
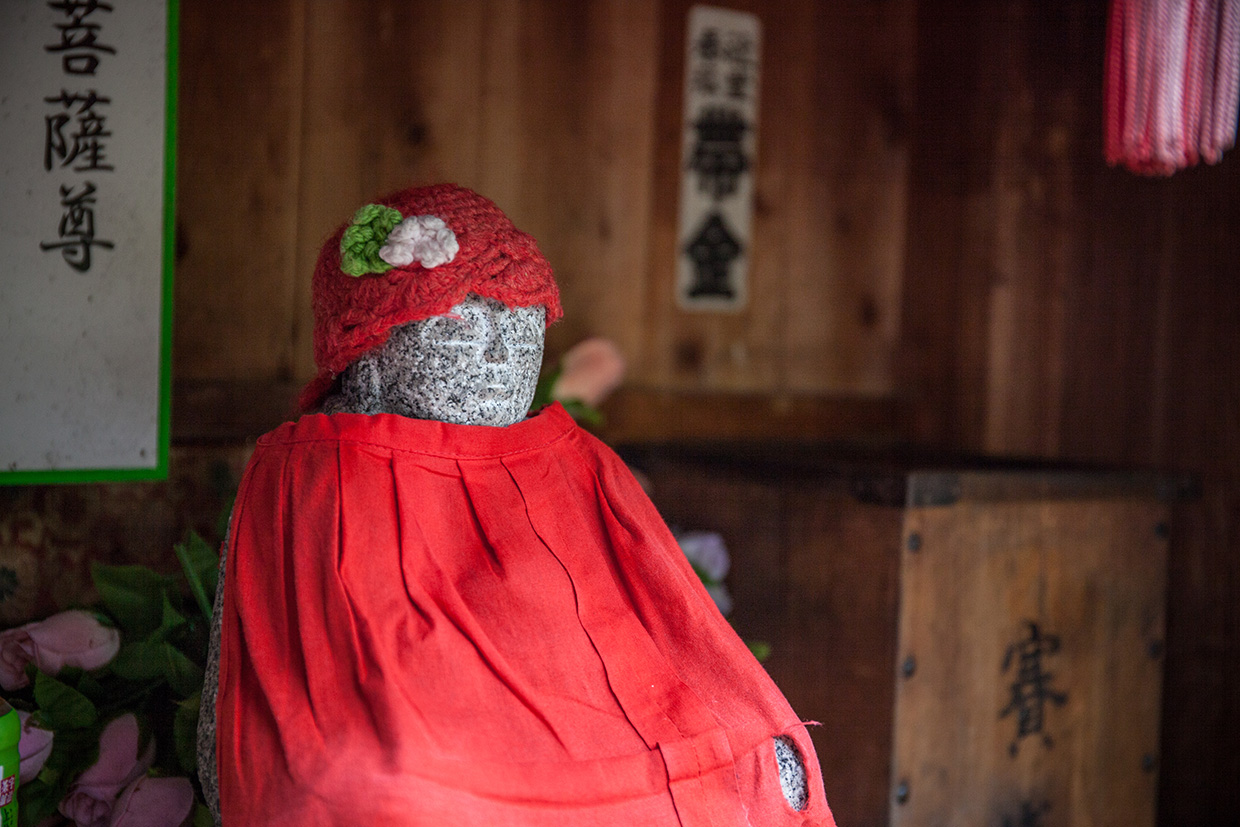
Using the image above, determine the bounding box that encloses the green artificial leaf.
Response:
[192,803,215,827]
[174,531,218,620]
[30,725,102,826]
[74,671,107,704]
[110,640,166,682]
[33,671,97,731]
[18,776,60,827]
[163,643,205,697]
[339,203,401,276]
[55,665,84,687]
[42,724,100,775]
[215,508,232,544]
[155,591,189,642]
[187,530,221,591]
[92,563,173,638]
[746,640,772,663]
[174,692,201,775]
[558,398,604,426]
[111,636,204,697]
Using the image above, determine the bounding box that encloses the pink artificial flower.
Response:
[59,714,156,827]
[108,776,194,827]
[0,610,121,691]
[551,338,626,408]
[17,709,54,783]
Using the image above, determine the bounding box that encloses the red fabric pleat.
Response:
[217,404,836,826]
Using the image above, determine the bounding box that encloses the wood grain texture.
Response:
[174,0,307,382]
[892,496,1167,827]
[783,489,901,827]
[598,387,902,444]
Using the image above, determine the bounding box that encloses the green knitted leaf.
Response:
[340,203,403,276]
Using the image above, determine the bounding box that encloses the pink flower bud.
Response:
[0,610,121,690]
[60,793,111,827]
[16,709,54,783]
[551,338,626,408]
[108,776,194,827]
[60,714,156,827]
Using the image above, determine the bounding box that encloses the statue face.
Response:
[330,295,546,427]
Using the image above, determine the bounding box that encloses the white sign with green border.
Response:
[0,0,177,483]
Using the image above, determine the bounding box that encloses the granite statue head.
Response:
[323,295,545,426]
[302,184,561,425]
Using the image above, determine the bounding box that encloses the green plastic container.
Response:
[0,699,18,827]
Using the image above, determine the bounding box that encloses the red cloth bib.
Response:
[217,404,836,826]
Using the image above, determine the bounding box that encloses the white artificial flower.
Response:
[379,215,460,269]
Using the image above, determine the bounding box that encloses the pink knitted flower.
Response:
[551,338,626,407]
[59,714,156,827]
[17,709,54,783]
[108,776,194,827]
[0,610,121,691]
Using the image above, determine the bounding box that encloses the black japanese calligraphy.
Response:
[684,213,742,299]
[44,90,113,172]
[687,106,750,199]
[45,0,115,76]
[1000,621,1068,755]
[41,0,116,272]
[690,26,756,102]
[40,182,114,272]
[719,30,756,101]
[678,8,759,308]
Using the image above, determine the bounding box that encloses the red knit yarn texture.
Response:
[300,184,563,411]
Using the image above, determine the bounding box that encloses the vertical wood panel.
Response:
[539,1,660,368]
[174,0,306,381]
[784,2,913,395]
[488,1,661,370]
[784,490,901,827]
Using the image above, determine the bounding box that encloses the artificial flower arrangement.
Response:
[2,533,216,827]
[0,337,759,826]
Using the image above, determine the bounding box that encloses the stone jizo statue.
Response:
[199,184,832,827]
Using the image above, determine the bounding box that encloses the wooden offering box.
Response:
[620,444,1181,827]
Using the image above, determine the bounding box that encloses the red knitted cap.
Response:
[299,184,562,411]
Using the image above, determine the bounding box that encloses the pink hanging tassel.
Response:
[1105,0,1240,174]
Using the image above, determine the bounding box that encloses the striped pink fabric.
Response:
[1105,0,1240,174]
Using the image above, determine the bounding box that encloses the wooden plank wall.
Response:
[174,0,913,442]
[170,1,1238,824]
[902,2,1240,824]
